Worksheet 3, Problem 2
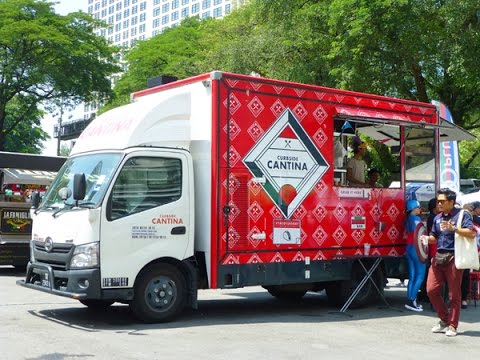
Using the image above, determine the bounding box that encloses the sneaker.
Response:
[405,300,423,312]
[445,325,457,337]
[413,299,423,309]
[432,321,448,333]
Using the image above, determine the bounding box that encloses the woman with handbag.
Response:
[422,188,476,337]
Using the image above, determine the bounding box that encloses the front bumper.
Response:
[16,261,101,299]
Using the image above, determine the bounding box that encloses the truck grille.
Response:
[32,240,74,269]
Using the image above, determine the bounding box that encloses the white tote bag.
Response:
[454,210,480,270]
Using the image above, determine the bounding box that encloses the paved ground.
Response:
[1,267,479,360]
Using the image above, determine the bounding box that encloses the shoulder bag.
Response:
[454,210,480,270]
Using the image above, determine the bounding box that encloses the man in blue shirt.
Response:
[423,188,475,337]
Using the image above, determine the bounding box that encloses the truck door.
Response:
[100,150,192,285]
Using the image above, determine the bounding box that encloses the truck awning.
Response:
[1,168,57,186]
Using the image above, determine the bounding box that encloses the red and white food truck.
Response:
[17,71,473,322]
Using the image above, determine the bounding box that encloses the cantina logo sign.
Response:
[244,109,329,218]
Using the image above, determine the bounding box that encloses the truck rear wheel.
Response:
[131,263,186,323]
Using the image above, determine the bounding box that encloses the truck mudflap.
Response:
[16,262,102,300]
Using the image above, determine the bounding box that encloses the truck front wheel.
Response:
[131,263,187,323]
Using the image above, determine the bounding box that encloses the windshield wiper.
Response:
[52,201,96,218]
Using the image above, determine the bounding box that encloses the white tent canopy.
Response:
[1,168,57,186]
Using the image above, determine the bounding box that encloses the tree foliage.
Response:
[108,0,480,175]
[0,0,120,152]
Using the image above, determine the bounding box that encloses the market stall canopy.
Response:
[1,168,57,185]
[0,151,66,171]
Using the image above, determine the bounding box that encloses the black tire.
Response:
[79,299,115,309]
[130,263,186,323]
[263,285,307,301]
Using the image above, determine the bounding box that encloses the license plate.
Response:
[41,272,50,288]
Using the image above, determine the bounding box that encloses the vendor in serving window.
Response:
[346,137,367,186]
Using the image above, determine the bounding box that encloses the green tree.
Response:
[0,0,120,152]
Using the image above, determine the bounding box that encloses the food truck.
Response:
[0,152,65,267]
[17,71,474,322]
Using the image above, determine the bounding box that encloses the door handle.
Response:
[171,226,186,235]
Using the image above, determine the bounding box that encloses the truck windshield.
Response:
[41,153,122,210]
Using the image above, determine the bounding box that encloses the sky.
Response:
[41,1,88,156]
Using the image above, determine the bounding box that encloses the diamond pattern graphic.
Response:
[270,99,285,117]
[222,226,240,248]
[313,226,327,246]
[223,146,241,167]
[227,201,240,223]
[247,96,265,118]
[223,174,240,194]
[313,204,327,222]
[293,102,307,122]
[224,93,241,115]
[292,252,305,261]
[314,180,328,197]
[313,251,327,260]
[351,204,365,217]
[387,225,401,242]
[222,254,240,265]
[369,227,382,243]
[333,226,347,245]
[272,86,284,94]
[293,205,307,220]
[223,118,241,140]
[271,252,286,262]
[387,204,400,221]
[248,179,262,196]
[248,226,263,248]
[251,81,262,91]
[369,204,382,221]
[248,201,264,222]
[315,92,326,100]
[247,253,263,263]
[313,105,328,124]
[352,230,364,244]
[269,207,283,219]
[313,128,328,148]
[294,88,306,97]
[247,121,264,142]
[333,204,347,222]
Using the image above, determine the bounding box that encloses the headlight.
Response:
[70,242,99,269]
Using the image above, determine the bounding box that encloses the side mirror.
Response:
[73,173,86,201]
[58,187,72,200]
[31,191,40,209]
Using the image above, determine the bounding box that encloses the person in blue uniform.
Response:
[404,199,426,311]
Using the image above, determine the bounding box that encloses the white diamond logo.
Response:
[243,109,329,218]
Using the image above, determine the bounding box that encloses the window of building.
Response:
[116,13,122,21]
[115,33,121,42]
[202,0,210,9]
[181,7,188,17]
[124,0,130,6]
[123,19,129,28]
[172,0,179,9]
[108,27,114,34]
[115,23,121,31]
[171,11,178,20]
[116,2,122,10]
[94,2,100,10]
[102,0,107,7]
[132,5,138,14]
[139,23,146,33]
[153,7,160,16]
[162,3,169,12]
[191,2,199,13]
[140,12,146,21]
[213,0,221,4]
[140,1,146,10]
[213,6,221,17]
[101,9,107,17]
[153,18,160,28]
[124,8,130,17]
[154,0,161,4]
[182,0,189,5]
[132,16,138,25]
[109,5,114,14]
[225,3,230,14]
[88,5,93,13]
[161,15,169,24]
[201,10,210,18]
